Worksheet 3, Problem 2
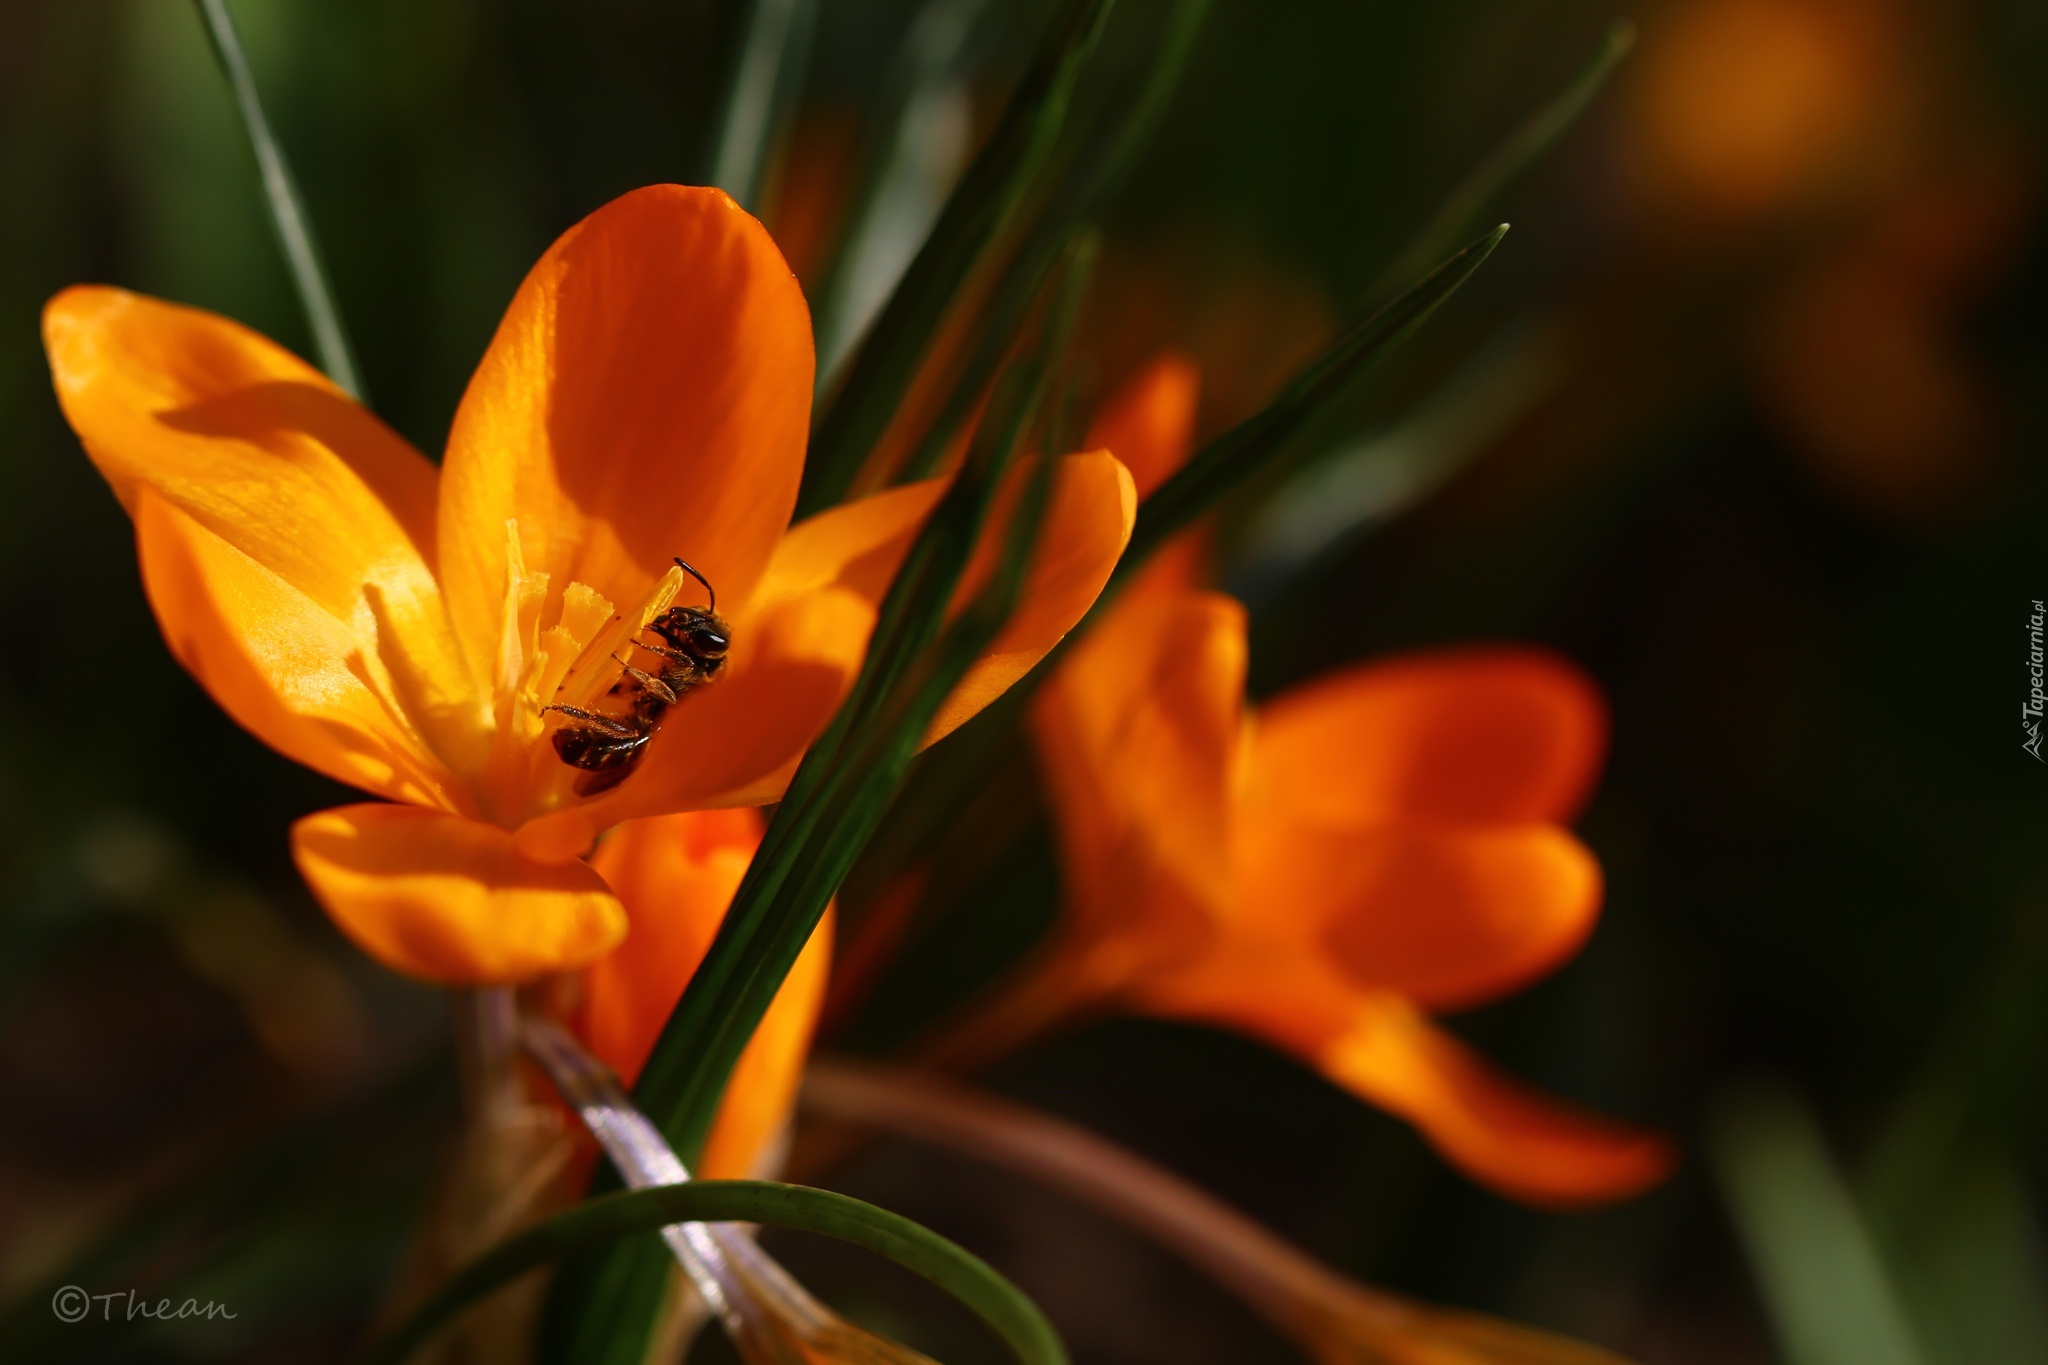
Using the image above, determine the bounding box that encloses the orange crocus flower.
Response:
[44,184,1133,985]
[1017,362,1672,1207]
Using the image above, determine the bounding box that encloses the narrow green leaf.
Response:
[898,225,1102,485]
[797,0,1113,517]
[1707,1079,1930,1365]
[1117,224,1507,587]
[189,0,364,400]
[830,222,1506,927]
[535,1238,672,1365]
[1231,317,1569,593]
[1378,18,1633,292]
[363,1181,1066,1365]
[892,0,1208,485]
[544,240,1088,1365]
[1070,0,1211,213]
[813,0,997,384]
[634,243,1085,1159]
[706,0,819,210]
[1858,912,2048,1364]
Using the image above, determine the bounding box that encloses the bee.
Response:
[542,558,731,795]
[621,557,732,704]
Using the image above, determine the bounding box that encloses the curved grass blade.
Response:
[707,0,819,210]
[1118,224,1507,586]
[1378,18,1633,293]
[798,0,1113,517]
[189,0,364,399]
[521,1015,938,1364]
[361,1181,1066,1365]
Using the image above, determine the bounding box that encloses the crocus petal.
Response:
[579,809,832,1179]
[926,449,1137,744]
[293,804,626,983]
[134,492,460,810]
[1252,646,1608,826]
[1033,590,1245,986]
[438,185,813,685]
[44,288,483,772]
[600,451,1131,821]
[1083,352,1200,499]
[1126,940,1668,1205]
[1238,814,1603,1011]
[1317,994,1675,1207]
[44,286,441,625]
[1086,354,1209,601]
[752,478,945,620]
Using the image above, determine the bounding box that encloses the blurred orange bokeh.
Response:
[1631,0,1904,220]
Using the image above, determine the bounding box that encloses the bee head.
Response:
[648,605,730,669]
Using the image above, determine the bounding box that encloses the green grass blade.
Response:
[829,223,1504,919]
[542,241,1087,1365]
[361,1181,1067,1365]
[707,0,819,210]
[633,249,1083,1158]
[189,0,364,400]
[797,0,1113,517]
[891,0,1207,485]
[1074,0,1210,211]
[1231,317,1569,595]
[1378,18,1632,293]
[895,223,1101,485]
[1118,224,1506,585]
[1707,1079,1930,1365]
[1858,913,2048,1363]
[813,0,997,385]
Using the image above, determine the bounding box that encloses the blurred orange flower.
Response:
[44,183,1134,986]
[1000,360,1672,1206]
[1758,152,2028,524]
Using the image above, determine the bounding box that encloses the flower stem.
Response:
[452,986,520,1130]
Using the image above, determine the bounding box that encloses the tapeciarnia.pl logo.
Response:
[2026,600,2045,762]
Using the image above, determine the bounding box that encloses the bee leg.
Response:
[609,656,678,704]
[541,703,639,737]
[630,635,694,665]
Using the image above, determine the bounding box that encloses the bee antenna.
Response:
[673,556,715,612]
